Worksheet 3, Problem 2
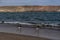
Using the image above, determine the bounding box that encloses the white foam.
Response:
[0,21,59,26]
[44,23,59,26]
[4,21,34,25]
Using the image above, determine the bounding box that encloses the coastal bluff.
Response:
[0,6,60,12]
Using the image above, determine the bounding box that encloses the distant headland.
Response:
[0,6,60,12]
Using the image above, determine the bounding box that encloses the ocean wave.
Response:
[3,21,35,25]
[0,21,59,26]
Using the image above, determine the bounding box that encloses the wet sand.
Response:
[0,23,60,40]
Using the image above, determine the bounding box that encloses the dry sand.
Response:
[0,32,50,40]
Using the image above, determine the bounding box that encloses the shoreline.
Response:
[0,21,60,30]
[0,6,60,12]
[0,11,60,12]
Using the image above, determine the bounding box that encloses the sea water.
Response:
[0,12,60,25]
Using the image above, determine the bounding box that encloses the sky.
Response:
[0,0,60,6]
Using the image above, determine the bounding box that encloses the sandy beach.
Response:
[0,32,49,40]
[0,23,60,40]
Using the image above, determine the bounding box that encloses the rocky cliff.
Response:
[0,6,60,12]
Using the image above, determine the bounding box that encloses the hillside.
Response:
[0,6,60,12]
